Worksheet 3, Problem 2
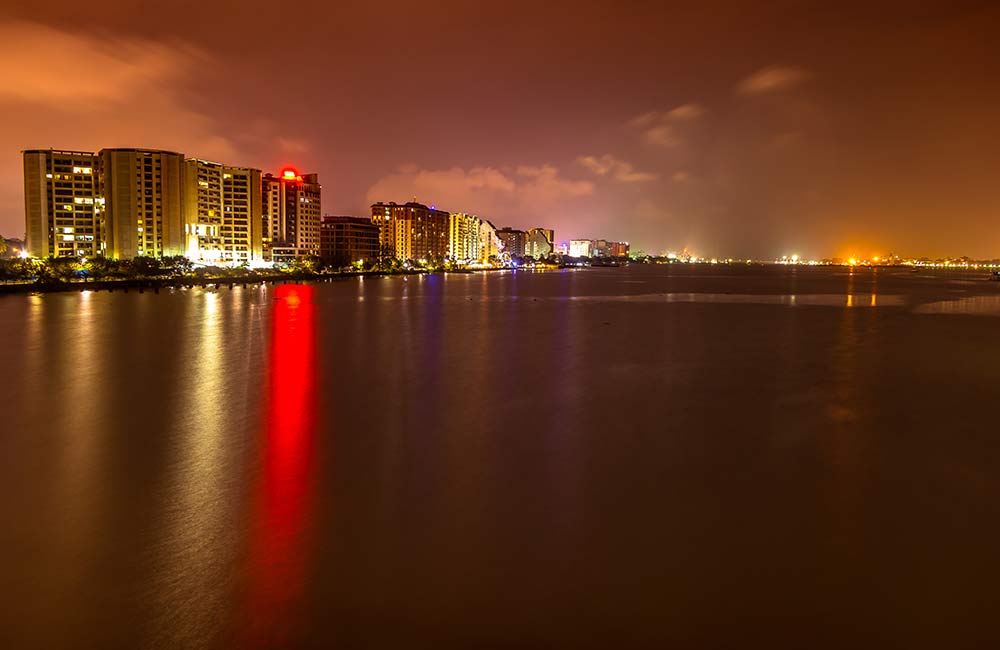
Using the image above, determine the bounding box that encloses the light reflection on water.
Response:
[566,292,905,306]
[3,266,1000,648]
[913,295,1000,315]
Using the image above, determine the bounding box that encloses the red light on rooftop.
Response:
[281,169,297,179]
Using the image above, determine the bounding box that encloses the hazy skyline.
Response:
[2,0,999,258]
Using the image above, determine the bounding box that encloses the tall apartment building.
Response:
[569,239,593,257]
[263,170,322,264]
[610,241,630,257]
[478,220,501,263]
[320,216,380,267]
[591,239,612,258]
[23,150,101,258]
[525,228,554,258]
[496,227,528,258]
[371,201,450,262]
[99,148,185,259]
[448,212,481,262]
[183,159,263,265]
[24,147,269,263]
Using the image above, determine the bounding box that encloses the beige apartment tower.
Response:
[371,201,450,262]
[448,212,481,262]
[23,150,101,258]
[183,159,263,265]
[99,148,185,259]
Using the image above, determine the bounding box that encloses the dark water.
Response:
[3,265,1000,649]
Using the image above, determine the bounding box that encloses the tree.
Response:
[161,256,193,275]
[127,256,163,278]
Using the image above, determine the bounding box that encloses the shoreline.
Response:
[0,267,526,295]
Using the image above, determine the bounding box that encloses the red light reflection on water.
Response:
[241,284,317,645]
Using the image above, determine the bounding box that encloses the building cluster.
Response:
[23,147,631,268]
[368,202,556,265]
[565,239,630,258]
[23,148,320,266]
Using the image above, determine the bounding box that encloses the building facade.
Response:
[371,201,450,262]
[525,228,554,258]
[23,147,278,263]
[23,149,101,258]
[569,239,593,257]
[448,212,481,262]
[478,220,502,263]
[263,170,322,263]
[591,239,612,258]
[610,241,630,257]
[320,215,380,267]
[99,148,185,259]
[496,227,527,258]
[183,159,263,265]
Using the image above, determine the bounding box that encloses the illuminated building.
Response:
[24,147,266,262]
[478,220,501,263]
[263,170,322,264]
[370,201,450,262]
[99,148,186,259]
[320,215,380,267]
[525,228,554,258]
[569,239,592,257]
[23,149,101,258]
[449,212,481,262]
[610,241,630,257]
[183,159,263,265]
[591,239,611,257]
[496,227,527,257]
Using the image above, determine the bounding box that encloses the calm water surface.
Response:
[2,265,1000,648]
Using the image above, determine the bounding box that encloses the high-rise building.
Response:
[610,241,630,257]
[591,239,611,258]
[569,239,592,257]
[370,201,450,262]
[24,147,266,263]
[496,227,527,258]
[99,148,185,259]
[448,212,481,262]
[23,149,101,258]
[263,170,322,264]
[478,220,501,263]
[320,215,380,267]
[525,228,554,258]
[183,159,263,265]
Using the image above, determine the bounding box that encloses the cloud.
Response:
[672,171,691,183]
[0,19,305,235]
[627,103,703,146]
[737,65,809,94]
[365,164,593,219]
[577,154,658,183]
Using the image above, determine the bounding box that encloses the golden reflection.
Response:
[150,289,230,648]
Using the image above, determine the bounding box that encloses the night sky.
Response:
[2,0,999,258]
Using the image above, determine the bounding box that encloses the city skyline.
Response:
[2,2,1000,258]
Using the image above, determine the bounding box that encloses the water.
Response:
[2,264,1000,648]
